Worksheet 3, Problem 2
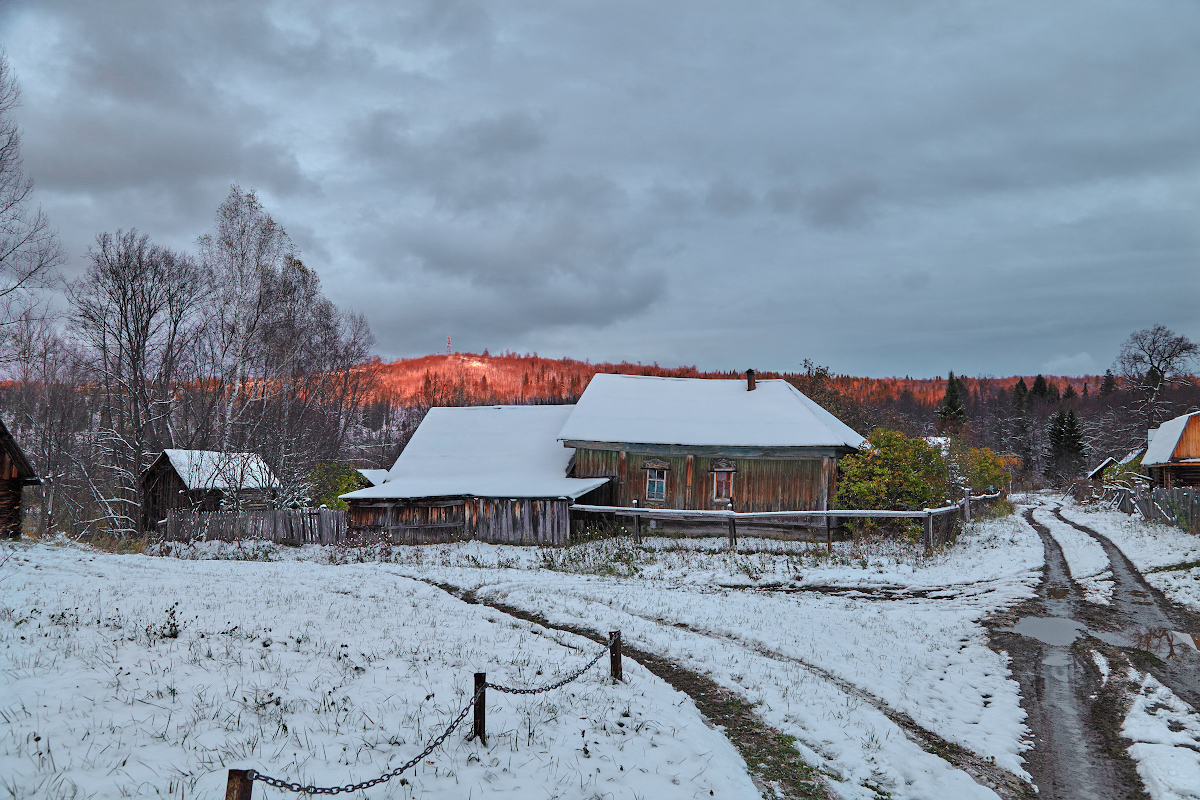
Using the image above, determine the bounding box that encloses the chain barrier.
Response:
[243,632,618,794]
[486,632,617,695]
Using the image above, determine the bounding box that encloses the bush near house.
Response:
[956,446,1014,493]
[836,429,950,538]
[308,463,368,510]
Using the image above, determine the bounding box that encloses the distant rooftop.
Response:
[557,373,865,450]
[158,449,277,491]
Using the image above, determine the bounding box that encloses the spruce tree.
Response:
[1062,383,1077,400]
[1100,369,1117,396]
[936,370,968,430]
[1031,374,1049,399]
[1012,378,1029,411]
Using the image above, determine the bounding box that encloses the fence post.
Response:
[923,511,933,553]
[609,630,622,682]
[727,515,737,550]
[473,672,487,745]
[963,490,971,523]
[633,514,641,545]
[225,769,253,800]
[824,513,832,553]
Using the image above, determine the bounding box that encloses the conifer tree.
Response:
[1062,383,1077,400]
[1012,378,1029,411]
[1031,374,1049,399]
[1100,369,1117,396]
[936,370,968,431]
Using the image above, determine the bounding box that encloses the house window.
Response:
[714,470,734,500]
[646,468,667,501]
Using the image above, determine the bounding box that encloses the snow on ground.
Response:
[1027,501,1114,604]
[1058,501,1200,612]
[382,511,1045,799]
[0,543,758,800]
[1121,667,1200,800]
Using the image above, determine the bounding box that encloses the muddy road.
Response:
[987,505,1200,799]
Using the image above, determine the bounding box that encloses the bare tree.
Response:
[69,231,203,534]
[197,185,295,454]
[1114,325,1199,429]
[0,51,62,352]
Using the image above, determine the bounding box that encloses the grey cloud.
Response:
[3,0,1197,375]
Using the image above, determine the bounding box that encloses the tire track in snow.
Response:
[592,594,1035,800]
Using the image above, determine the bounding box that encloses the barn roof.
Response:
[154,449,278,491]
[1144,411,1200,467]
[341,405,609,501]
[557,373,866,450]
[1087,457,1118,480]
[356,469,390,487]
[0,416,40,485]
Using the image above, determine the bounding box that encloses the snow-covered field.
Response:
[0,547,757,799]
[1028,503,1114,604]
[2,511,1045,800]
[1058,501,1200,612]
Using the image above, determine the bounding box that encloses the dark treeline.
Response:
[792,333,1199,490]
[0,187,392,538]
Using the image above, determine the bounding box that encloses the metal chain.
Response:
[245,633,616,793]
[486,633,617,695]
[247,684,483,794]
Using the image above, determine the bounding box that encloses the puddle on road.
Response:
[1046,585,1070,599]
[1012,617,1086,646]
[1005,616,1199,657]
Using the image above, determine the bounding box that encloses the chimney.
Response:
[746,369,756,391]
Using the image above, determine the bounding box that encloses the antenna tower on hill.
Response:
[446,336,451,356]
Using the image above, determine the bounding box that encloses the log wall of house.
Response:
[347,497,571,545]
[571,446,834,512]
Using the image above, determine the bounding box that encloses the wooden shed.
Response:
[141,449,279,531]
[0,416,40,539]
[557,372,865,518]
[1144,411,1200,489]
[341,405,607,545]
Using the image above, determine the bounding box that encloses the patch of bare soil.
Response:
[427,581,830,800]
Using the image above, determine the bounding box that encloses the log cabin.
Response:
[341,405,608,544]
[0,416,40,539]
[1144,411,1200,489]
[141,449,279,531]
[558,372,865,515]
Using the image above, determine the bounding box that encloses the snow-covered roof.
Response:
[557,374,866,450]
[159,449,278,491]
[341,405,609,501]
[1143,411,1200,467]
[1087,457,1118,480]
[1119,447,1144,465]
[357,469,390,487]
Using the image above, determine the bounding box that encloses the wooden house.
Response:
[341,405,608,544]
[558,372,865,514]
[141,449,279,530]
[1144,411,1200,489]
[0,416,40,539]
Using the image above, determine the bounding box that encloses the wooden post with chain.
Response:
[225,770,253,800]
[473,672,487,745]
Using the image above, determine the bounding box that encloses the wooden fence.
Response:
[160,508,349,546]
[1099,487,1199,533]
[571,492,1002,552]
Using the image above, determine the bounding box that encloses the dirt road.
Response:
[987,505,1200,799]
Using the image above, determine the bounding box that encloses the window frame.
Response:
[645,468,667,502]
[713,469,734,501]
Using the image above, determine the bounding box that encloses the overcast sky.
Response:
[3,0,1197,377]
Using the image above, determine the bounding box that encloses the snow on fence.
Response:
[159,507,348,546]
[572,492,1002,552]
